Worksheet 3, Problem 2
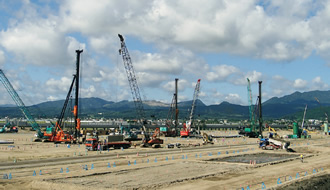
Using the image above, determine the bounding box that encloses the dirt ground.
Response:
[0,128,330,190]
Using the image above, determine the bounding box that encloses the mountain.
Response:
[1,90,330,120]
[264,90,330,106]
[263,90,330,119]
[0,104,15,107]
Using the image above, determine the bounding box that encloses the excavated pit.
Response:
[208,153,298,164]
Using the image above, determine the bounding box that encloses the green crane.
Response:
[239,78,260,137]
[0,69,44,139]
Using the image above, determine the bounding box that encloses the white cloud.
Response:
[269,75,329,99]
[0,50,5,67]
[134,53,183,75]
[162,79,188,93]
[206,65,240,82]
[0,19,84,67]
[1,0,330,106]
[45,77,73,95]
[55,0,330,62]
[293,78,308,89]
[311,76,329,90]
[231,70,263,85]
[225,93,242,104]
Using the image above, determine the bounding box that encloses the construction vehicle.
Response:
[118,34,163,147]
[202,132,213,145]
[85,134,131,151]
[162,78,179,137]
[0,69,45,140]
[120,124,140,141]
[45,75,76,143]
[266,123,281,139]
[259,138,290,150]
[43,50,83,144]
[180,79,201,137]
[141,128,164,147]
[239,79,263,138]
[0,122,18,133]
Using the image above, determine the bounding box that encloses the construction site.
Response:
[1,34,330,190]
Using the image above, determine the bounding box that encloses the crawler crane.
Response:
[118,34,163,147]
[180,79,201,137]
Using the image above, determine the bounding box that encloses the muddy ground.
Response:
[277,173,330,190]
[0,129,330,190]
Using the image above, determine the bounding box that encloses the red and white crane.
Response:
[181,79,201,137]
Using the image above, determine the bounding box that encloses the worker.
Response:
[300,154,304,163]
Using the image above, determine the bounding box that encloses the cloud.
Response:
[162,79,189,93]
[231,70,263,85]
[206,65,240,82]
[134,52,183,75]
[55,0,330,62]
[1,0,330,106]
[311,76,329,90]
[45,77,73,95]
[0,50,4,67]
[0,19,85,67]
[225,93,242,105]
[293,78,308,89]
[269,75,329,99]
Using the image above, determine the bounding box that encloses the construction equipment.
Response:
[239,79,262,138]
[266,123,281,139]
[259,138,290,150]
[85,134,131,151]
[43,50,83,144]
[118,34,163,147]
[180,79,201,137]
[163,94,178,136]
[0,122,18,133]
[47,75,76,143]
[162,78,179,137]
[315,97,329,123]
[202,132,213,145]
[144,128,164,147]
[120,124,139,141]
[0,69,44,140]
[73,50,83,141]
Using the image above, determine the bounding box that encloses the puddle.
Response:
[208,153,297,164]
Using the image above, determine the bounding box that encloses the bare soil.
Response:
[0,129,330,190]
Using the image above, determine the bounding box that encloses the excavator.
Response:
[266,123,281,139]
[202,132,213,145]
[141,127,164,148]
[0,123,18,133]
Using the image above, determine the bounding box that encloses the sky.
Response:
[0,0,330,107]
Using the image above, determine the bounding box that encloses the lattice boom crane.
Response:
[0,69,43,138]
[118,34,145,122]
[181,79,201,137]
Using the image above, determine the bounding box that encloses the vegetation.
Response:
[1,90,330,121]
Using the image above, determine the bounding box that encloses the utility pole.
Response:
[175,78,179,135]
[74,49,83,139]
[258,81,263,138]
